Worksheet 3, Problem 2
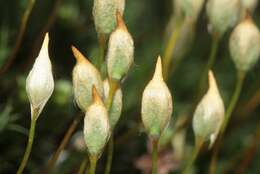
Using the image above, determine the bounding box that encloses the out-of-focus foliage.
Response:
[0,0,260,173]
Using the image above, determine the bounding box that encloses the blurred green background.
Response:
[0,0,260,173]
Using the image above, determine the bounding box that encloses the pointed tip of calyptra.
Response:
[71,45,90,64]
[152,56,163,81]
[92,85,103,104]
[41,33,49,51]
[244,10,252,22]
[208,70,218,91]
[116,11,127,31]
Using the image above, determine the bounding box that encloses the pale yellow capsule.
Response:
[141,56,173,139]
[192,70,225,148]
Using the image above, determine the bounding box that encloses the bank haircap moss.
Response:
[26,33,54,120]
[72,46,103,112]
[229,15,260,72]
[107,12,134,82]
[141,56,173,139]
[192,71,224,148]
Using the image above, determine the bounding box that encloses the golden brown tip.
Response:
[92,85,102,104]
[42,33,49,50]
[208,70,217,91]
[71,45,90,64]
[244,10,252,22]
[153,56,163,81]
[116,11,127,31]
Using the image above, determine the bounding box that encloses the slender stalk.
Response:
[198,34,220,96]
[89,155,97,174]
[78,156,88,174]
[16,118,37,174]
[0,0,36,76]
[221,71,245,133]
[182,138,204,174]
[104,79,118,174]
[209,71,246,174]
[104,136,114,174]
[151,139,159,174]
[162,19,182,80]
[44,114,81,173]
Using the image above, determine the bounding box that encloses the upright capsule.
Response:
[229,15,260,72]
[84,87,110,156]
[106,12,134,82]
[141,56,173,140]
[192,71,225,148]
[26,33,54,120]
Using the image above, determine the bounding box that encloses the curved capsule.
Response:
[72,46,103,112]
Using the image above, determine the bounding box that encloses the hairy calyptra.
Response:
[106,12,134,82]
[192,71,225,148]
[72,46,103,112]
[141,56,173,140]
[84,86,110,156]
[229,15,260,72]
[93,0,125,34]
[26,33,54,120]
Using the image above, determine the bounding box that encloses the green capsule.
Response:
[192,71,225,148]
[229,15,260,72]
[84,87,110,156]
[141,57,173,140]
[106,12,134,81]
[72,46,103,112]
[93,0,125,34]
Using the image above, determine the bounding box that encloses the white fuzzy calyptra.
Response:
[141,56,173,139]
[207,0,240,36]
[84,87,110,156]
[229,17,260,72]
[26,33,54,120]
[192,71,225,148]
[93,0,125,34]
[103,79,122,130]
[107,13,134,81]
[72,46,103,112]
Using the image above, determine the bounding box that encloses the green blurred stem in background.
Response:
[89,155,97,174]
[78,156,88,174]
[198,33,220,95]
[16,118,37,174]
[162,19,183,81]
[182,137,204,174]
[104,79,119,174]
[209,70,246,174]
[151,139,159,174]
